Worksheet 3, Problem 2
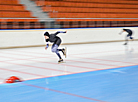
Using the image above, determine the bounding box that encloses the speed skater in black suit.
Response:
[44,31,67,63]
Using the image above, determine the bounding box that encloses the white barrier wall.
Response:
[0,27,138,48]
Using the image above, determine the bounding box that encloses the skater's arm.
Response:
[45,43,49,50]
[45,40,49,50]
[54,31,67,36]
[119,29,128,35]
[119,31,123,35]
[119,30,125,35]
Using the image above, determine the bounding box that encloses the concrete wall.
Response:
[0,27,137,49]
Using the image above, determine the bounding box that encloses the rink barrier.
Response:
[0,27,138,49]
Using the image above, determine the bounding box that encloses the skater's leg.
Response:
[53,47,64,58]
[57,49,62,52]
[130,36,133,39]
[62,47,67,58]
[54,39,64,53]
[130,36,134,41]
[124,35,129,45]
[52,44,62,60]
[55,47,67,58]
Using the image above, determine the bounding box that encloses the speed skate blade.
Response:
[65,47,67,58]
[58,61,66,64]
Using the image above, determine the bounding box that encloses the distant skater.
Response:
[44,31,67,63]
[119,28,134,45]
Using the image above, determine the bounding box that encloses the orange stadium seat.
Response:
[31,0,138,28]
[64,0,138,4]
[42,6,138,14]
[48,12,138,18]
[0,0,19,5]
[1,0,138,29]
[37,1,138,9]
[0,0,40,29]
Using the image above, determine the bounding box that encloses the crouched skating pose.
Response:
[44,31,67,63]
[119,28,134,45]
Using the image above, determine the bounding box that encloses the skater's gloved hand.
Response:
[45,44,49,50]
[57,31,67,33]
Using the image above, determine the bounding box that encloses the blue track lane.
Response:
[0,65,138,102]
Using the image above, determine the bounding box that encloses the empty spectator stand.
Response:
[0,0,45,29]
[34,0,138,28]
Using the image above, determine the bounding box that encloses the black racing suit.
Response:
[123,29,133,44]
[123,29,132,36]
[46,32,61,46]
[45,31,66,60]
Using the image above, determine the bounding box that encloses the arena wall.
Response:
[0,27,138,49]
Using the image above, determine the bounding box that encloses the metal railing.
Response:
[0,18,138,29]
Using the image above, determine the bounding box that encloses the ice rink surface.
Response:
[0,41,138,102]
[0,41,138,84]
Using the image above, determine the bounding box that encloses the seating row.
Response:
[0,4,25,11]
[42,6,138,14]
[0,11,34,18]
[0,0,19,5]
[49,12,138,18]
[36,1,138,9]
[63,0,138,4]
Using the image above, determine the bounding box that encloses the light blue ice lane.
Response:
[0,84,97,102]
[1,65,138,102]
